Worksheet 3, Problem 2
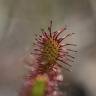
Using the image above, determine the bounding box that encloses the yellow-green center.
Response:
[42,38,59,63]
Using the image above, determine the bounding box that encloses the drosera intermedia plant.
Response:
[19,21,77,96]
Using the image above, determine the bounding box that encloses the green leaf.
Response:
[31,79,46,96]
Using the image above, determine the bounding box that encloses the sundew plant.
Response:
[20,21,77,96]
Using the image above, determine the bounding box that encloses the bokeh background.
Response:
[0,0,96,96]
